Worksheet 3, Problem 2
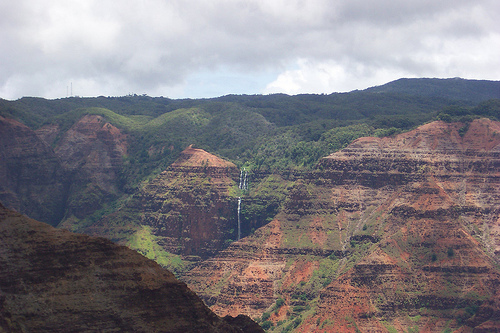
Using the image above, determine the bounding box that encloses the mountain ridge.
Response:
[0,202,263,332]
[364,77,500,103]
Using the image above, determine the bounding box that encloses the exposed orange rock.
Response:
[186,219,288,319]
[172,144,236,168]
[185,119,500,332]
[281,260,319,289]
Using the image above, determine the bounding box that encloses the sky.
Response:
[1,0,499,100]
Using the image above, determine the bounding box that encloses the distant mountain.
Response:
[364,77,500,103]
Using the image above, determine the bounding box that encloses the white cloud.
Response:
[0,0,499,99]
[264,59,415,94]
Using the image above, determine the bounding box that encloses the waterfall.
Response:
[237,168,248,241]
[237,197,242,240]
[243,170,248,190]
[239,168,248,190]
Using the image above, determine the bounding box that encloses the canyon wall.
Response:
[0,114,129,227]
[3,107,500,332]
[184,119,500,332]
[0,116,68,225]
[86,146,243,273]
[49,114,129,224]
[87,145,282,275]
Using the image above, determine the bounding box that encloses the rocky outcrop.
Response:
[133,146,239,259]
[0,116,68,226]
[0,203,263,332]
[54,114,128,221]
[184,119,500,332]
[87,146,243,272]
[0,114,129,227]
[318,118,500,258]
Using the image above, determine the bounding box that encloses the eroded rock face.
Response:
[55,114,128,220]
[88,146,242,268]
[319,118,500,258]
[134,146,239,259]
[0,203,263,333]
[304,180,500,332]
[0,116,68,226]
[0,114,129,227]
[184,119,500,332]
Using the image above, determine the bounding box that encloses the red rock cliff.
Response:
[0,116,68,226]
[88,145,241,270]
[185,119,500,332]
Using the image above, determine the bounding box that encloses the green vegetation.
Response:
[0,88,495,177]
[381,320,399,333]
[2,83,498,196]
[261,320,273,330]
[127,226,190,276]
[239,175,292,230]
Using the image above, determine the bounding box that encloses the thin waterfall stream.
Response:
[237,168,248,241]
[237,197,241,240]
[238,168,248,190]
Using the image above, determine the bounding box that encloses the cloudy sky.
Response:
[1,0,499,100]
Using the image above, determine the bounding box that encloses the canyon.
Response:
[184,119,500,332]
[2,113,500,332]
[1,79,500,332]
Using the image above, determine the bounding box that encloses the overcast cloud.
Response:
[1,0,499,99]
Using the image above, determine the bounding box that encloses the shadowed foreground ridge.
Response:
[0,203,263,333]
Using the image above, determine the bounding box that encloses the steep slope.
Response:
[51,114,129,223]
[302,178,500,332]
[86,145,245,274]
[0,113,129,228]
[0,116,68,226]
[0,203,263,333]
[184,119,500,332]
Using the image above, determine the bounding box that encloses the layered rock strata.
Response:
[52,114,128,221]
[0,114,129,227]
[89,146,242,269]
[185,119,500,332]
[0,116,68,226]
[0,203,263,333]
